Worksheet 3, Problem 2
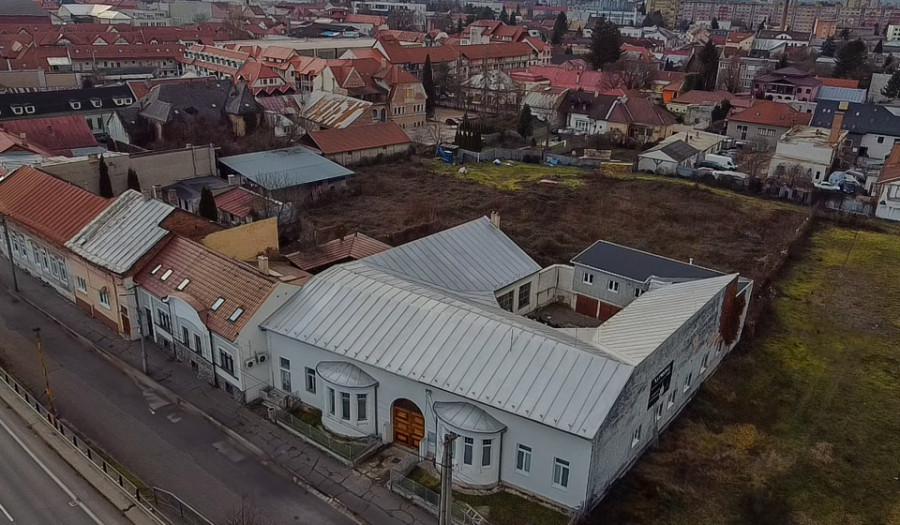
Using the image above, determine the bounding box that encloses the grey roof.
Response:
[66,190,174,275]
[0,85,134,121]
[316,361,378,388]
[811,101,900,137]
[361,217,541,297]
[562,91,618,121]
[164,176,230,201]
[434,402,507,434]
[140,79,260,124]
[219,147,353,190]
[0,0,49,17]
[816,86,867,103]
[659,140,699,162]
[572,240,722,282]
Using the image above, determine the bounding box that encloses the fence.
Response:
[389,470,491,525]
[153,487,215,525]
[0,364,212,525]
[272,406,380,465]
[454,148,603,168]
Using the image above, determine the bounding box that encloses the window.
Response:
[656,402,664,421]
[517,282,531,309]
[463,437,474,465]
[582,272,593,285]
[552,458,570,488]
[516,444,532,473]
[76,276,87,293]
[305,367,316,393]
[219,349,234,376]
[668,388,676,408]
[632,425,641,447]
[497,291,514,312]
[11,105,23,116]
[878,136,885,144]
[340,392,351,420]
[280,358,292,392]
[157,309,171,331]
[228,307,244,322]
[98,287,110,308]
[177,278,190,290]
[357,393,367,421]
[160,269,173,281]
[701,352,709,373]
[57,258,67,284]
[69,101,81,110]
[683,372,693,392]
[608,280,619,293]
[715,340,723,355]
[634,288,643,298]
[182,326,189,344]
[194,334,202,354]
[482,439,492,467]
[211,297,225,311]
[328,387,335,415]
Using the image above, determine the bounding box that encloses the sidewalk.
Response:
[1,264,436,525]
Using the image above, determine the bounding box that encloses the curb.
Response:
[7,286,367,525]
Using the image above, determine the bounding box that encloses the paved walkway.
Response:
[0,262,436,525]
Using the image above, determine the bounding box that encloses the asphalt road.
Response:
[0,290,356,525]
[0,402,129,525]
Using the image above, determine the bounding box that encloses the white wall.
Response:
[0,223,73,301]
[494,273,538,315]
[266,333,594,509]
[859,133,898,161]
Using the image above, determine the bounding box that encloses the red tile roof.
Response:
[0,166,109,246]
[670,90,737,106]
[134,236,279,341]
[0,129,53,157]
[518,65,615,93]
[728,100,812,127]
[306,122,411,155]
[285,232,390,272]
[67,44,185,60]
[879,144,900,185]
[0,116,98,156]
[215,187,268,219]
[726,32,754,43]
[816,76,859,89]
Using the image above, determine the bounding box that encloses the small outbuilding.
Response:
[303,122,411,166]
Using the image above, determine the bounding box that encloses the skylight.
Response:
[228,307,244,322]
[160,269,173,281]
[211,297,225,311]
[177,279,190,291]
[150,264,162,274]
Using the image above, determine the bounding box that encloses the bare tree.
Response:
[737,150,772,182]
[718,58,743,93]
[225,496,272,525]
[605,59,656,90]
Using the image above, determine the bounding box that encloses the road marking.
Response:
[0,415,105,525]
[0,501,13,522]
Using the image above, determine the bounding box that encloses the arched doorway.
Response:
[392,398,425,449]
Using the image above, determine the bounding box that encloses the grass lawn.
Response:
[589,225,900,525]
[424,158,587,190]
[406,466,568,525]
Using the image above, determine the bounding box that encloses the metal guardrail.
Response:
[152,487,215,525]
[272,406,380,465]
[389,470,490,525]
[0,364,213,525]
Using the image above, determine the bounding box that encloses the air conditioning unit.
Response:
[245,358,256,369]
[256,353,268,364]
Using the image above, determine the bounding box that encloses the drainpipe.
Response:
[0,216,19,292]
[207,323,219,389]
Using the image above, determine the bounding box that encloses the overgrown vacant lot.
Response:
[299,161,807,284]
[590,226,900,525]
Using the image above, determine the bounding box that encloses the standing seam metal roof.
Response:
[66,190,174,275]
[434,402,507,434]
[219,146,354,190]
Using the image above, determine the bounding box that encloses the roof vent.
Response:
[150,264,162,274]
[177,278,190,291]
[160,269,173,281]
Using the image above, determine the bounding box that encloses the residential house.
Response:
[461,70,521,115]
[767,125,849,202]
[867,72,899,105]
[218,146,354,204]
[607,93,678,143]
[214,187,289,227]
[724,32,754,51]
[0,85,136,136]
[235,61,294,96]
[874,144,900,221]
[716,55,778,93]
[811,101,900,166]
[562,91,620,135]
[261,217,752,511]
[0,166,109,302]
[666,90,749,128]
[304,122,411,166]
[284,232,390,274]
[752,67,822,103]
[0,128,54,173]
[520,86,568,130]
[752,30,811,55]
[300,91,374,130]
[135,236,299,401]
[159,176,231,216]
[637,130,727,175]
[67,44,184,80]
[0,0,53,25]
[0,115,101,157]
[726,101,812,149]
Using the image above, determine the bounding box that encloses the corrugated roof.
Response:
[134,236,280,341]
[572,239,722,282]
[816,86,866,103]
[214,187,270,219]
[219,146,353,191]
[659,140,698,162]
[303,91,371,129]
[306,122,411,155]
[587,275,737,365]
[434,402,506,434]
[262,259,632,438]
[362,217,540,295]
[316,361,378,388]
[0,166,109,246]
[66,190,174,275]
[0,115,98,156]
[285,232,390,272]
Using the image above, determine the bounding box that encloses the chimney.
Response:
[227,174,238,186]
[489,211,500,229]
[166,188,178,205]
[151,184,161,199]
[18,132,26,145]
[576,71,581,84]
[829,103,847,146]
[689,257,694,265]
[257,255,269,274]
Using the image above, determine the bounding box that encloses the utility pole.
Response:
[34,328,56,418]
[438,432,457,525]
[1,216,18,292]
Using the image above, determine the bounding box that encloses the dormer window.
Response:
[69,101,81,110]
[11,105,23,116]
[24,104,35,114]
[91,98,102,108]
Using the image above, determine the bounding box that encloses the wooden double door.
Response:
[392,399,425,449]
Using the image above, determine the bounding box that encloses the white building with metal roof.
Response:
[261,217,752,511]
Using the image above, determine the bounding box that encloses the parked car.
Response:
[696,160,729,170]
[704,154,737,170]
[675,165,697,179]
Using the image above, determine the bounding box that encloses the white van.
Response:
[704,154,737,170]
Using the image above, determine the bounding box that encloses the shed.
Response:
[304,122,411,166]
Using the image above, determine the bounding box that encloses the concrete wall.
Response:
[326,143,410,166]
[200,217,279,262]
[571,263,645,309]
[41,146,218,196]
[858,132,897,162]
[0,70,79,90]
[266,332,594,510]
[0,223,73,301]
[726,121,792,149]
[67,256,131,338]
[584,276,745,509]
[535,264,576,309]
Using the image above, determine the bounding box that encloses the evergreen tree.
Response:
[551,12,568,45]
[589,17,623,70]
[881,70,900,98]
[821,36,836,57]
[499,6,508,24]
[711,99,732,122]
[423,54,436,117]
[456,18,464,34]
[98,154,113,198]
[126,167,141,192]
[874,39,883,54]
[833,38,869,79]
[757,20,765,32]
[777,53,789,68]
[696,39,719,90]
[710,17,718,29]
[510,8,519,26]
[517,104,533,138]
[840,27,850,40]
[473,131,483,151]
[198,186,218,221]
